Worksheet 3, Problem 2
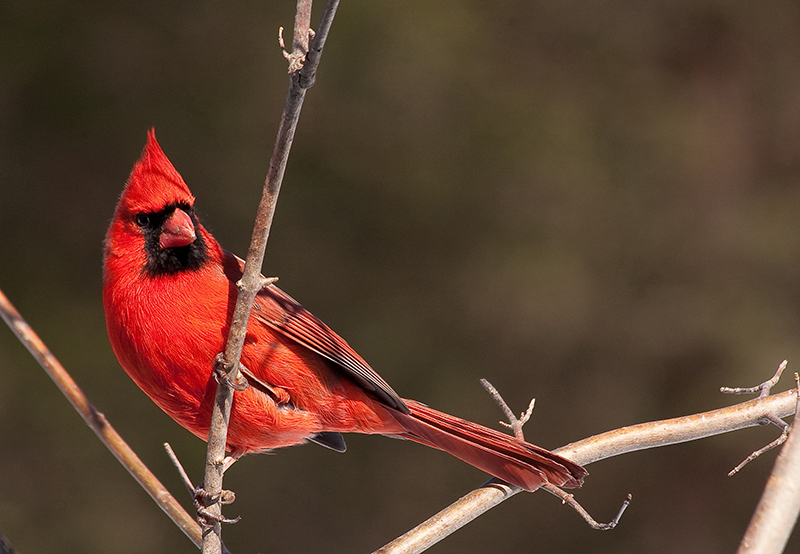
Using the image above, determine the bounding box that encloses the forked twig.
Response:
[479,379,630,530]
[722,361,793,476]
[736,373,800,554]
[479,378,534,441]
[375,385,798,554]
[721,360,788,398]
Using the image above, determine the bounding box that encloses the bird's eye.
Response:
[135,213,150,227]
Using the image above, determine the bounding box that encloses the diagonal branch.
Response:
[0,288,204,549]
[5,270,799,554]
[374,388,798,554]
[200,1,340,552]
[480,378,630,530]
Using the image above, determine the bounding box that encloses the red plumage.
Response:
[103,130,587,491]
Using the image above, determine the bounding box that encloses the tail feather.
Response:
[392,399,586,491]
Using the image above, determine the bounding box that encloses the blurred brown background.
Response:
[2,1,800,552]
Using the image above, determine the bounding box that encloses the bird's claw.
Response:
[213,353,249,391]
[194,486,240,526]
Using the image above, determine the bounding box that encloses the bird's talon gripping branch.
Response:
[194,487,240,526]
[197,506,241,527]
[213,354,248,391]
[219,488,236,505]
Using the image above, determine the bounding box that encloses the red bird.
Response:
[103,130,587,492]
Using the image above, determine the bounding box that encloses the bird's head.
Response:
[105,129,210,277]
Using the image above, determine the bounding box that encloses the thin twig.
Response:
[736,374,800,554]
[541,484,632,531]
[480,378,534,440]
[722,361,793,476]
[374,389,798,554]
[200,1,339,552]
[165,442,197,497]
[728,430,790,477]
[6,268,800,553]
[0,288,204,549]
[480,379,628,530]
[721,360,788,398]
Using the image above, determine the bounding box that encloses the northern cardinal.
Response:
[103,130,587,492]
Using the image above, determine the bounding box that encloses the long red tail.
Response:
[391,399,586,491]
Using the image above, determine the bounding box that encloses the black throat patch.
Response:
[137,202,209,277]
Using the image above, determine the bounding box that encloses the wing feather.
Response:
[223,252,407,412]
[254,285,408,412]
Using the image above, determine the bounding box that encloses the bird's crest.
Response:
[117,129,195,216]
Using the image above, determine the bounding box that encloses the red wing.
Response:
[223,251,407,412]
[253,285,408,413]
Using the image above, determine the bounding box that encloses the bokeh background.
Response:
[2,1,800,552]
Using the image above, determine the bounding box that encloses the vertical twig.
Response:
[0,288,203,548]
[200,1,338,552]
[299,0,340,89]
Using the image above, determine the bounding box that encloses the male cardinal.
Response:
[103,130,587,492]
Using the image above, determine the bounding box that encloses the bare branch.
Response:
[728,429,790,477]
[285,0,312,73]
[481,379,630,530]
[372,481,520,554]
[200,1,339,552]
[374,389,798,554]
[736,374,800,554]
[719,361,793,476]
[721,360,788,398]
[0,288,204,549]
[6,265,800,553]
[298,0,340,89]
[541,484,632,531]
[165,442,198,498]
[480,378,534,440]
